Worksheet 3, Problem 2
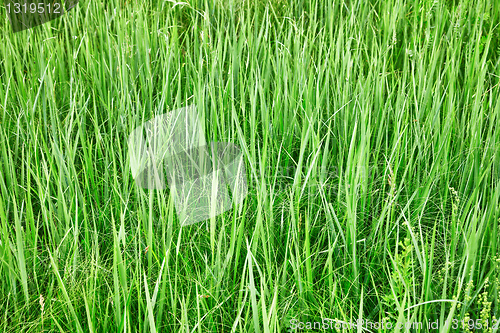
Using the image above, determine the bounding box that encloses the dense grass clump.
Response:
[0,0,500,331]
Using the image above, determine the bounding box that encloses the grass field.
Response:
[1,0,500,331]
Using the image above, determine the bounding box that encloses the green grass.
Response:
[0,0,500,331]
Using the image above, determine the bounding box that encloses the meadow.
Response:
[0,0,500,331]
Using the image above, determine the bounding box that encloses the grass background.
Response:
[0,0,500,331]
